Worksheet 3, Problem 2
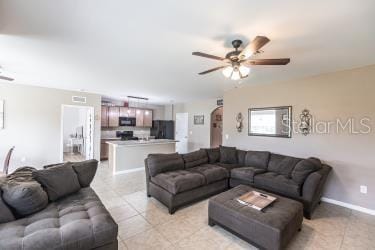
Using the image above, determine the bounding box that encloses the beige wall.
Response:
[223,65,375,210]
[0,83,101,171]
[174,99,220,151]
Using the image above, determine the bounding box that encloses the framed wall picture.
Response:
[194,115,204,125]
[0,100,4,129]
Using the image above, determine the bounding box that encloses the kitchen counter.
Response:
[107,139,177,175]
[106,139,178,147]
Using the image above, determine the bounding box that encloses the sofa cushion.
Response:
[220,146,238,164]
[33,164,81,201]
[182,149,208,169]
[245,151,270,169]
[151,170,206,194]
[189,164,228,184]
[0,189,15,223]
[214,163,241,172]
[202,148,220,163]
[71,160,98,187]
[0,187,118,250]
[291,157,322,185]
[268,154,302,177]
[1,167,48,217]
[230,167,267,183]
[236,150,247,166]
[254,172,301,198]
[146,153,185,177]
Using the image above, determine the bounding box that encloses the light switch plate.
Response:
[360,185,367,194]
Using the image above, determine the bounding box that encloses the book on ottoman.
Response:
[236,191,276,211]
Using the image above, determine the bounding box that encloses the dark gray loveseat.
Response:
[0,160,118,250]
[145,146,331,218]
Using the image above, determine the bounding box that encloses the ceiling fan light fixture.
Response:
[239,65,250,77]
[222,66,233,78]
[231,69,241,81]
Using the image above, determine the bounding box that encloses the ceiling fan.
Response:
[0,66,14,81]
[192,36,290,80]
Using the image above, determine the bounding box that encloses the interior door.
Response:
[175,113,188,153]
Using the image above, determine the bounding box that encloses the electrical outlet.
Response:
[360,185,367,194]
[225,134,229,140]
[189,131,193,135]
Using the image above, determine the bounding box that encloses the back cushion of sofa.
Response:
[245,151,270,169]
[237,150,247,166]
[146,153,185,177]
[0,187,16,223]
[291,157,322,185]
[268,154,302,177]
[183,149,208,169]
[202,148,220,163]
[220,146,238,164]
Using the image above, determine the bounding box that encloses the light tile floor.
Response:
[92,162,375,250]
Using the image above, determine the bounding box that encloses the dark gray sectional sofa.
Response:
[145,146,332,218]
[0,160,118,250]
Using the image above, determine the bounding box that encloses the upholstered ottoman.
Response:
[208,185,303,250]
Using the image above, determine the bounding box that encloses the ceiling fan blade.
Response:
[0,75,14,81]
[192,52,225,61]
[243,58,290,66]
[198,66,226,75]
[239,36,270,60]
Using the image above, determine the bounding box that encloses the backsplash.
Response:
[101,127,151,139]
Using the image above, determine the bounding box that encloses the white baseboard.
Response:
[113,167,144,175]
[321,197,375,216]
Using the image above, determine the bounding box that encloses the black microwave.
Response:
[119,117,136,126]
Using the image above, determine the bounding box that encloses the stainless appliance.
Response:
[119,117,136,127]
[116,131,139,141]
[151,120,174,139]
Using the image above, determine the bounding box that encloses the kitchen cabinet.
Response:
[136,109,144,127]
[119,107,136,118]
[100,141,109,160]
[143,109,153,127]
[108,106,120,127]
[101,106,109,127]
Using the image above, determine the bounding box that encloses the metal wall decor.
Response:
[236,112,243,132]
[299,109,312,136]
[194,115,204,125]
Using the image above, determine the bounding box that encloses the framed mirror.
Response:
[248,106,292,138]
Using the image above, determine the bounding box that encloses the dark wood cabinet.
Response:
[108,106,120,127]
[100,141,109,160]
[101,106,109,127]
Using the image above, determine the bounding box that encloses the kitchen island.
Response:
[106,139,177,175]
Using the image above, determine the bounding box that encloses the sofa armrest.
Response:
[302,164,332,202]
[144,159,151,197]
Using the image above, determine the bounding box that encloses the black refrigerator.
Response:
[151,120,175,139]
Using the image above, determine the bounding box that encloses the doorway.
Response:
[175,112,189,153]
[210,106,223,148]
[61,105,94,162]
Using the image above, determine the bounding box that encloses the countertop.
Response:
[106,139,178,147]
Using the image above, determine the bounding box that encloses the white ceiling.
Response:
[0,0,374,104]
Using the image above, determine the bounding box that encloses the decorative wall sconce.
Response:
[299,109,312,136]
[236,112,243,132]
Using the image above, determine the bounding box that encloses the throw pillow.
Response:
[291,157,322,185]
[1,167,48,217]
[236,150,247,166]
[202,148,220,163]
[182,150,208,168]
[71,159,98,187]
[219,146,237,164]
[33,163,81,201]
[0,188,16,223]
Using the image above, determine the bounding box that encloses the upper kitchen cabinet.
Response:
[143,109,153,127]
[136,109,144,127]
[108,106,120,127]
[101,106,109,127]
[119,107,136,117]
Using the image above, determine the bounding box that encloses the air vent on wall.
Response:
[72,96,87,103]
